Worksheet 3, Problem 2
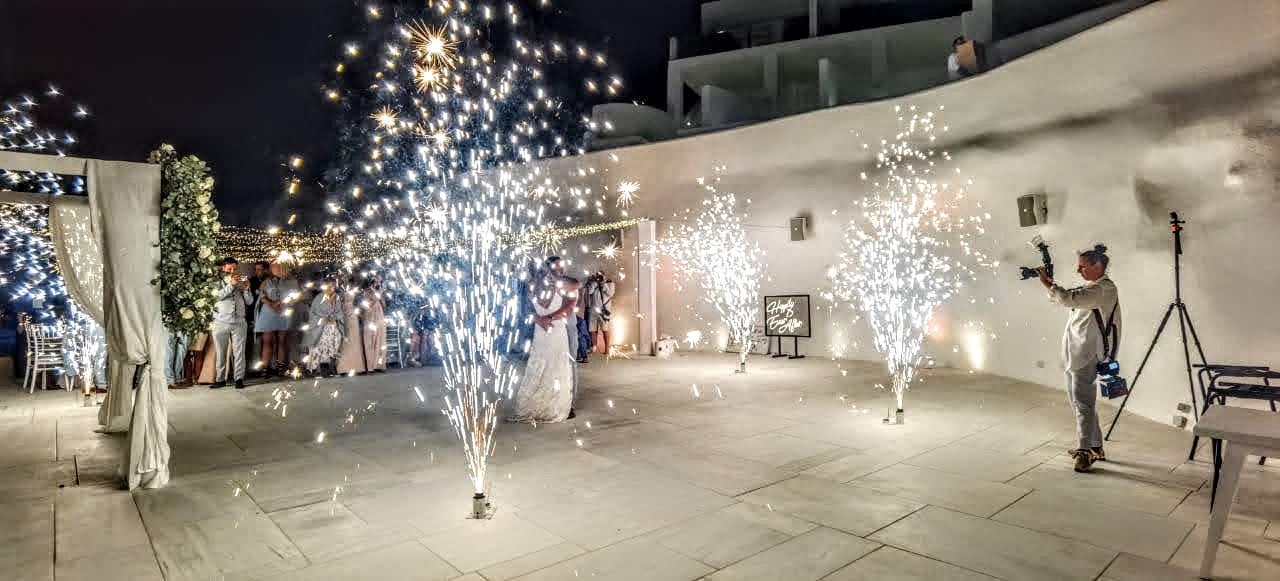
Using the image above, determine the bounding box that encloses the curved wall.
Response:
[550,0,1280,426]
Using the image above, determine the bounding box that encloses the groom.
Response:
[540,257,582,418]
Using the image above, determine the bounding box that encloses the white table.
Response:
[1193,405,1280,579]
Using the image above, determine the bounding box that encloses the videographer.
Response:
[1038,244,1122,473]
[585,271,615,356]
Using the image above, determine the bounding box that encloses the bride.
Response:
[510,258,579,423]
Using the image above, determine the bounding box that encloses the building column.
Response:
[667,62,684,126]
[818,57,837,107]
[636,220,658,356]
[963,0,994,43]
[808,0,819,37]
[870,35,887,86]
[763,53,780,113]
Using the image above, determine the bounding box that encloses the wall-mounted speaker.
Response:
[789,217,808,241]
[1017,193,1048,227]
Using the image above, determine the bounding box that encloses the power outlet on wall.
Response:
[1172,415,1188,429]
[1176,402,1193,413]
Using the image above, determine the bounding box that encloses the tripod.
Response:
[1104,212,1208,441]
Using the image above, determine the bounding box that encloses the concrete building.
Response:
[655,0,1154,135]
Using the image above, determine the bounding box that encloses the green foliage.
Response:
[149,144,222,335]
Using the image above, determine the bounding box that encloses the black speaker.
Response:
[789,217,807,241]
[1017,193,1047,227]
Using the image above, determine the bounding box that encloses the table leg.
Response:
[1201,441,1248,579]
[1210,438,1222,506]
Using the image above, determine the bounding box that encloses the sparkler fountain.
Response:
[316,2,622,517]
[660,175,766,374]
[829,107,993,423]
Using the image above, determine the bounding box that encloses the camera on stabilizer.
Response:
[1017,235,1053,280]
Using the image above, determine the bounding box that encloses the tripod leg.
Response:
[1179,302,1210,421]
[1179,302,1210,367]
[1105,302,1176,441]
[1176,304,1204,422]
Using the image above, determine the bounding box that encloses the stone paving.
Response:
[3,352,1279,580]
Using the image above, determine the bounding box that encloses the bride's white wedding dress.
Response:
[510,290,574,423]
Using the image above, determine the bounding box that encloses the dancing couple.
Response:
[510,257,580,423]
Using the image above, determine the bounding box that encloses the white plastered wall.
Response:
[539,0,1280,425]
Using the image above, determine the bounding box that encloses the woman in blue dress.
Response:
[254,261,299,375]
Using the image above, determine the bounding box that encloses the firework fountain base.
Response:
[470,493,494,520]
[735,361,747,374]
[883,408,906,425]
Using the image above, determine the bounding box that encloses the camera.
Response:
[1098,360,1128,399]
[1017,235,1053,280]
[1097,360,1128,399]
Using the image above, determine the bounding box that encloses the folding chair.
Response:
[24,324,68,393]
[1191,364,1278,465]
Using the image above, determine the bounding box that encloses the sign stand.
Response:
[770,336,806,358]
[788,336,805,359]
[771,336,787,358]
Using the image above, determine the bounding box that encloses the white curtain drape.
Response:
[87,160,170,490]
[49,200,105,324]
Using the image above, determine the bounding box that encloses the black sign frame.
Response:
[763,294,812,338]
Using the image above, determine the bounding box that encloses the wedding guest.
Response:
[303,278,345,377]
[408,305,431,367]
[336,276,366,375]
[247,261,269,369]
[211,257,252,389]
[165,330,190,389]
[255,261,297,376]
[361,276,388,372]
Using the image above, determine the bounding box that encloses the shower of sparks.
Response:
[827,106,993,411]
[315,1,624,495]
[616,180,640,208]
[371,106,398,129]
[659,173,765,372]
[593,242,618,260]
[405,21,459,69]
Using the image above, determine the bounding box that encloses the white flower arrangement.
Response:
[149,144,222,335]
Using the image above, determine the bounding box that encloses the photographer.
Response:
[1038,244,1122,473]
[585,271,615,356]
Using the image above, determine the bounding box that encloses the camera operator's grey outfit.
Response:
[1048,277,1121,450]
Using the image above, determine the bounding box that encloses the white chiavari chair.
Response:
[24,324,67,393]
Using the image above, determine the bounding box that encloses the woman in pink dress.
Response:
[360,277,387,372]
[336,276,366,375]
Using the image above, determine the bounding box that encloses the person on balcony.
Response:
[948,36,971,80]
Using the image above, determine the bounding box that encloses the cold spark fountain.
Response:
[829,107,993,422]
[661,173,766,373]
[314,1,622,516]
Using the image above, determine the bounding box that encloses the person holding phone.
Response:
[211,257,252,389]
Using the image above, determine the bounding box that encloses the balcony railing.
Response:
[671,15,810,60]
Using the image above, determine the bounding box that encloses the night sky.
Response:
[0,0,698,224]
